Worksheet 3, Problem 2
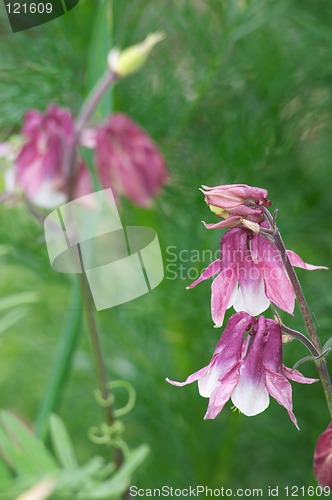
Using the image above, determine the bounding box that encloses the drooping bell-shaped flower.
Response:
[94,113,168,207]
[201,183,271,229]
[4,105,92,209]
[314,422,332,487]
[188,227,326,327]
[167,313,317,426]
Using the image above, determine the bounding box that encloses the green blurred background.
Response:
[0,0,332,494]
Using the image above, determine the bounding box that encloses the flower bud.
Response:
[108,32,165,78]
[314,422,332,487]
[200,183,272,230]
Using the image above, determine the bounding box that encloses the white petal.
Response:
[198,366,220,398]
[33,182,67,209]
[233,278,270,316]
[227,280,239,309]
[231,378,269,416]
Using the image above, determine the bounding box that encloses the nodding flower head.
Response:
[4,105,92,209]
[188,227,327,327]
[167,313,317,427]
[201,183,271,229]
[94,113,168,207]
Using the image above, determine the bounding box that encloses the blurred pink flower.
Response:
[94,113,168,206]
[314,422,332,487]
[167,312,317,426]
[188,228,326,327]
[5,105,92,209]
[201,183,271,229]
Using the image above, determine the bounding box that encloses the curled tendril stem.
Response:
[94,380,136,418]
[88,421,131,459]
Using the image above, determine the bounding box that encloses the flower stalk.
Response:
[79,269,125,469]
[274,231,332,418]
[67,70,117,199]
[260,206,332,418]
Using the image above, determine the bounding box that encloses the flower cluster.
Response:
[167,312,316,427]
[1,106,167,209]
[167,184,326,428]
[188,224,325,327]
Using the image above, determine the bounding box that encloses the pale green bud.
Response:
[108,32,165,78]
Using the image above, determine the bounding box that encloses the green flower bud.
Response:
[108,32,165,78]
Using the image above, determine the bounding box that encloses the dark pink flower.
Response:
[5,105,92,208]
[201,183,271,229]
[188,228,326,327]
[167,313,317,425]
[314,422,332,487]
[94,113,168,206]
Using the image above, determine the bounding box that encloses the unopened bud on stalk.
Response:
[108,32,165,78]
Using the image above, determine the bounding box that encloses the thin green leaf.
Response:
[86,445,149,499]
[0,292,38,311]
[54,457,105,492]
[0,308,31,336]
[49,414,78,470]
[35,277,82,441]
[0,411,58,476]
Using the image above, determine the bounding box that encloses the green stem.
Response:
[272,230,332,418]
[79,273,115,427]
[260,204,332,418]
[280,324,319,357]
[67,69,117,199]
[35,276,82,439]
[79,269,124,471]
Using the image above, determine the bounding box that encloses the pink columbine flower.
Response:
[188,227,326,327]
[94,113,168,207]
[5,105,92,209]
[314,422,332,487]
[201,183,271,229]
[167,312,317,427]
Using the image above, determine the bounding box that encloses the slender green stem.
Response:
[35,276,82,439]
[273,230,332,417]
[260,206,332,418]
[79,275,114,426]
[271,303,319,356]
[67,70,117,199]
[78,269,124,470]
[280,324,319,357]
[75,70,117,136]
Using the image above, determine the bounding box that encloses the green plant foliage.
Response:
[0,411,148,499]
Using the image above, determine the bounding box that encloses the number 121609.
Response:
[284,485,330,496]
[6,3,53,14]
